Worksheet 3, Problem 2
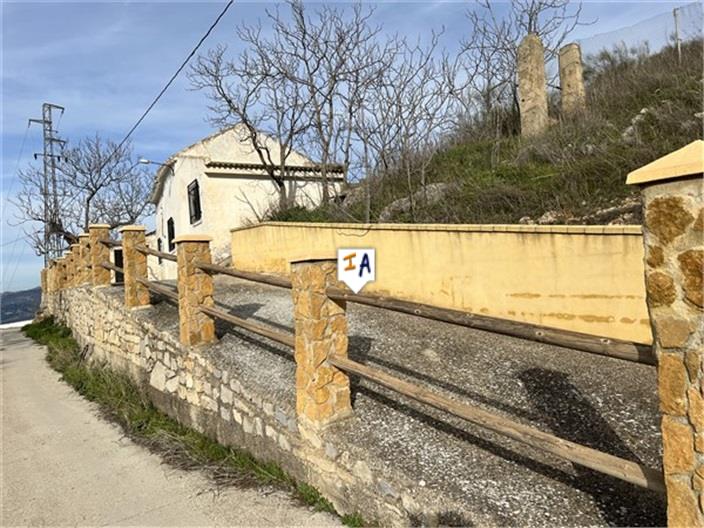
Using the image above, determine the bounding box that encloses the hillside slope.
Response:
[1,287,41,324]
[276,41,703,225]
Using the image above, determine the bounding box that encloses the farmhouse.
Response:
[148,125,345,279]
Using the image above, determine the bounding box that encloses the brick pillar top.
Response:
[119,225,146,232]
[174,234,213,243]
[628,140,703,527]
[627,140,703,185]
[88,223,111,229]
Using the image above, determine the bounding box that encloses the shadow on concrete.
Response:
[347,335,665,526]
[518,367,666,526]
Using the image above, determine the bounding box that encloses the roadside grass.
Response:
[23,317,368,528]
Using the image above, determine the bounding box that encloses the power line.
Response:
[0,236,25,248]
[111,0,234,157]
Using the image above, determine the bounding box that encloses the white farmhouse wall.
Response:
[152,126,339,280]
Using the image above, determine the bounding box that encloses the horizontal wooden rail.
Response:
[135,244,177,262]
[136,277,178,301]
[195,262,292,290]
[198,304,295,348]
[101,261,123,274]
[99,238,121,248]
[326,288,655,366]
[329,354,665,493]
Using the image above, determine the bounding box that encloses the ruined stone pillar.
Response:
[175,235,216,347]
[290,258,352,429]
[89,224,111,287]
[518,33,549,138]
[120,225,149,309]
[627,141,703,527]
[78,233,90,285]
[559,43,586,117]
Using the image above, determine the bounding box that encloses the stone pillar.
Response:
[518,33,549,138]
[175,235,216,347]
[627,141,703,527]
[290,258,352,429]
[68,244,80,287]
[559,43,586,117]
[40,267,48,308]
[55,257,64,291]
[120,225,149,309]
[89,224,111,287]
[78,234,90,285]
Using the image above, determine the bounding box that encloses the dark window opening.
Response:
[113,249,124,283]
[167,218,175,251]
[188,180,202,224]
[157,238,163,264]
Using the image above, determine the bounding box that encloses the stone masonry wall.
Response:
[45,286,440,527]
[641,175,703,527]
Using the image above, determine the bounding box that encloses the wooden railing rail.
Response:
[136,277,178,301]
[198,304,295,348]
[101,261,123,274]
[195,261,292,290]
[194,261,653,366]
[326,287,656,366]
[98,238,121,248]
[135,244,177,262]
[328,354,665,493]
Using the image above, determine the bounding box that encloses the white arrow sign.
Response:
[337,248,376,294]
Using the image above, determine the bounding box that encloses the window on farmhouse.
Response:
[167,218,175,251]
[187,180,202,224]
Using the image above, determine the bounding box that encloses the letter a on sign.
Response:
[337,248,375,293]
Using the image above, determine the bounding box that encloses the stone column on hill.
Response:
[559,43,586,116]
[89,224,112,287]
[175,235,216,347]
[518,33,549,137]
[627,140,704,527]
[120,225,150,309]
[290,258,352,430]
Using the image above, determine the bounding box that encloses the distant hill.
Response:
[1,287,41,324]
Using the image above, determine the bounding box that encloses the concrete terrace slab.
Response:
[126,276,664,526]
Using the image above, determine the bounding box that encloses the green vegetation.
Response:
[275,41,703,225]
[23,317,367,527]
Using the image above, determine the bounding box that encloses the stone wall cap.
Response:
[232,222,643,236]
[118,225,146,232]
[626,140,704,185]
[88,223,111,229]
[290,251,336,264]
[70,243,80,248]
[78,233,89,238]
[174,234,213,243]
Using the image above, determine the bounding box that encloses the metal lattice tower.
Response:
[30,103,66,264]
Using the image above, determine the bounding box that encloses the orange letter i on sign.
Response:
[343,252,357,271]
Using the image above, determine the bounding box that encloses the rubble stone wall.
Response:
[44,286,425,527]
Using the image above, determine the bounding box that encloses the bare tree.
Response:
[192,1,399,207]
[355,35,455,220]
[12,134,152,257]
[190,41,309,210]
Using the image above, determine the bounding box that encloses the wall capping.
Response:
[231,221,643,236]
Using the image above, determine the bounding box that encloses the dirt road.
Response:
[0,327,338,527]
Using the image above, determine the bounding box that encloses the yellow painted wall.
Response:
[231,222,652,344]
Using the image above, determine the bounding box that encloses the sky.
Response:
[1,0,701,292]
